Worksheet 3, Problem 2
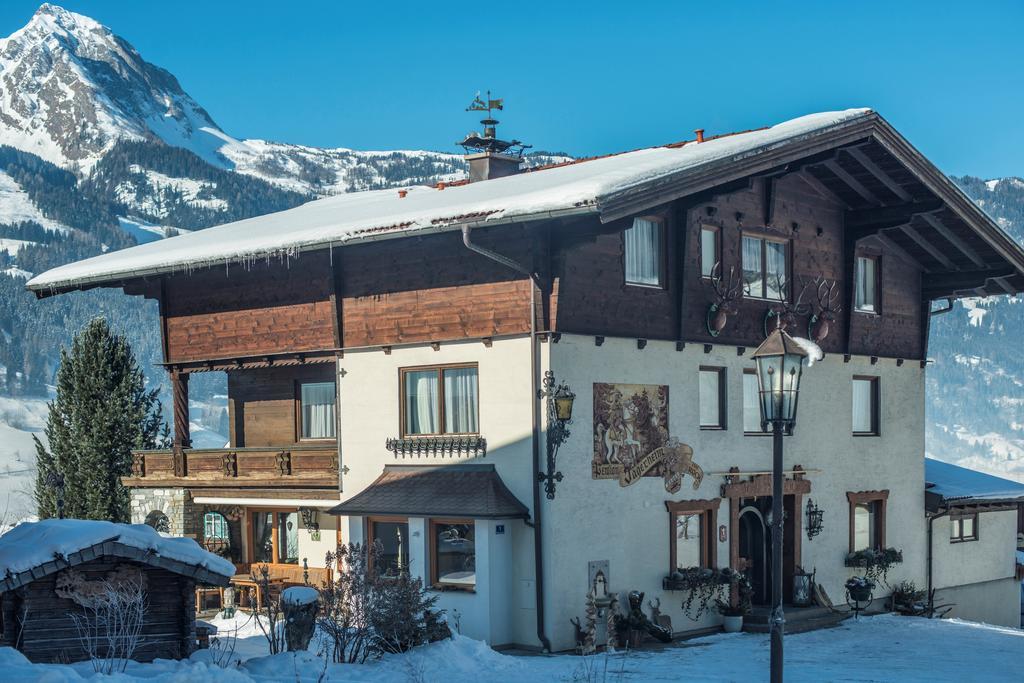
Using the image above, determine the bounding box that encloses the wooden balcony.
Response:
[124,446,338,489]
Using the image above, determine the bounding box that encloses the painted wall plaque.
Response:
[592,383,702,492]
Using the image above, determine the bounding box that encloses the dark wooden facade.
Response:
[125,134,1024,456]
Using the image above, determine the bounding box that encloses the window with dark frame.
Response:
[743,369,769,434]
[401,364,479,436]
[741,234,789,301]
[368,517,410,578]
[298,381,336,440]
[950,513,978,542]
[430,520,476,589]
[700,225,720,278]
[699,366,727,430]
[624,216,666,287]
[666,499,718,572]
[855,255,880,313]
[847,490,888,552]
[852,376,880,436]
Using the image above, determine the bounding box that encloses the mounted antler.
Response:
[766,274,813,333]
[808,276,842,342]
[705,262,742,336]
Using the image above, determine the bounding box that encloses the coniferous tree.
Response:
[33,318,165,521]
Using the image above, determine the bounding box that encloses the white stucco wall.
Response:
[542,334,927,651]
[934,577,1022,628]
[932,510,1018,589]
[336,337,541,647]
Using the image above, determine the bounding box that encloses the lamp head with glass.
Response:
[751,328,809,430]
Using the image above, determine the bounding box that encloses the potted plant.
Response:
[845,576,875,603]
[715,573,752,633]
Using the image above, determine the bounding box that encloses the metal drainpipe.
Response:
[461,225,552,653]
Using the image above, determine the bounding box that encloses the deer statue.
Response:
[647,597,673,632]
[808,277,842,342]
[706,263,743,336]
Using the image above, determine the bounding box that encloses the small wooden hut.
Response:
[0,519,233,664]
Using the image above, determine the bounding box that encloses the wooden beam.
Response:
[843,147,913,202]
[900,223,958,270]
[921,268,1016,298]
[822,158,880,205]
[867,233,931,272]
[992,276,1017,294]
[846,200,944,238]
[919,213,988,268]
[794,170,851,208]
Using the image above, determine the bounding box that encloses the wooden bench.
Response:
[223,564,333,611]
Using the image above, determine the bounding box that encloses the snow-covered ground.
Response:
[2,613,1020,682]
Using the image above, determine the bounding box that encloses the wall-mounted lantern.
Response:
[299,507,321,541]
[805,498,824,540]
[538,371,575,500]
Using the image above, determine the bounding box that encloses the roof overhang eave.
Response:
[26,203,599,298]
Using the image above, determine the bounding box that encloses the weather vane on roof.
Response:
[458,90,530,157]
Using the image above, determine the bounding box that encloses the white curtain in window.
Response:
[301,382,336,439]
[625,218,661,285]
[742,236,763,298]
[854,503,875,551]
[405,370,439,434]
[444,367,479,433]
[699,370,720,427]
[700,228,717,277]
[765,241,787,300]
[852,379,873,433]
[855,257,877,312]
[743,373,763,432]
[675,513,703,569]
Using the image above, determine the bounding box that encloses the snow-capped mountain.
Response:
[0,4,472,196]
[928,176,1024,483]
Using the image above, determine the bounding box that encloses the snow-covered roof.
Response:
[0,518,235,590]
[925,458,1024,505]
[27,109,875,293]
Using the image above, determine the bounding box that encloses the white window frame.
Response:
[624,216,666,288]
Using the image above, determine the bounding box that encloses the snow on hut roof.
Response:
[27,109,873,293]
[0,519,236,589]
[925,458,1024,505]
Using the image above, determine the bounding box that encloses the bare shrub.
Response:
[250,564,286,654]
[69,577,146,674]
[318,540,447,664]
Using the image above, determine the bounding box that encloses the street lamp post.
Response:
[751,329,809,683]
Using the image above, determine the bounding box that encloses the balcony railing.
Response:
[126,446,338,488]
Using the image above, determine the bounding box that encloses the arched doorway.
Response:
[738,506,768,605]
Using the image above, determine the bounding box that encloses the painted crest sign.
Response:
[592,383,703,493]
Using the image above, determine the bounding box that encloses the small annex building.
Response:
[925,458,1024,627]
[0,519,234,663]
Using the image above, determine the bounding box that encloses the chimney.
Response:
[465,152,522,182]
[694,128,705,143]
[457,90,531,182]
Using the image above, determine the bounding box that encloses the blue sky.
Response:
[2,1,1023,177]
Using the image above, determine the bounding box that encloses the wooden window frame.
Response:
[248,507,300,566]
[950,512,979,543]
[699,366,727,430]
[399,363,479,438]
[367,516,410,577]
[852,375,880,437]
[846,490,889,552]
[740,232,792,303]
[854,254,882,315]
[666,499,719,572]
[429,518,476,592]
[742,369,770,436]
[295,380,337,443]
[623,215,668,289]
[699,224,721,279]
